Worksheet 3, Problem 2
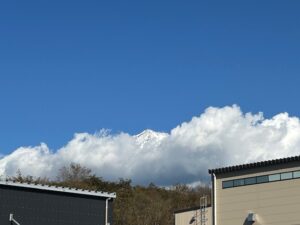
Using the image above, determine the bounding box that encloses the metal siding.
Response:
[216,165,300,225]
[0,185,111,225]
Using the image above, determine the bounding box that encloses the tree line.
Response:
[8,163,211,225]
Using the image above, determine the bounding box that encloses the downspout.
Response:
[212,173,217,225]
[105,198,111,225]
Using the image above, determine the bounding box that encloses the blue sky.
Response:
[1,0,300,156]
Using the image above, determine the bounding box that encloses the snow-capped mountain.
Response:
[134,129,168,148]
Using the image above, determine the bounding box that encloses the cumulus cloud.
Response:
[1,105,300,185]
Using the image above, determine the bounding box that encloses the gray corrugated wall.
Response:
[0,185,113,225]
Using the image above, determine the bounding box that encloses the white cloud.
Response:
[1,105,300,185]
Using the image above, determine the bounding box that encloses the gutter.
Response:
[105,197,111,225]
[212,173,217,225]
[0,180,116,198]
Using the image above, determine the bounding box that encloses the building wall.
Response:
[0,184,113,225]
[175,207,212,225]
[215,162,300,225]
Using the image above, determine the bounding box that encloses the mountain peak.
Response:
[134,129,168,148]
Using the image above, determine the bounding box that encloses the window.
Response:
[281,172,292,180]
[257,175,269,183]
[269,174,280,182]
[223,180,233,189]
[244,177,256,185]
[234,179,245,187]
[293,171,300,178]
[222,169,300,189]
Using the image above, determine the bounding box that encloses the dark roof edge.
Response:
[0,180,116,198]
[174,205,211,214]
[208,155,300,175]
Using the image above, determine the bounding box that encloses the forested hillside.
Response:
[9,163,211,225]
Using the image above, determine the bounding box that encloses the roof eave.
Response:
[0,180,116,199]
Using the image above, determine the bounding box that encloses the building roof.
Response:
[208,155,300,175]
[174,205,211,214]
[0,180,116,198]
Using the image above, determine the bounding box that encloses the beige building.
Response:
[209,156,300,225]
[175,156,300,225]
[175,206,212,225]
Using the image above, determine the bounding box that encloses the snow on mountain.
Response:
[134,129,168,148]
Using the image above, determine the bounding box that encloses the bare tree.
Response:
[57,163,92,182]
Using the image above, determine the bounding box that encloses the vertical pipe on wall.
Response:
[105,198,111,225]
[212,173,217,225]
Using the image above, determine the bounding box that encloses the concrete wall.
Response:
[215,162,300,225]
[175,207,212,225]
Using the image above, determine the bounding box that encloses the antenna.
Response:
[9,214,21,225]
